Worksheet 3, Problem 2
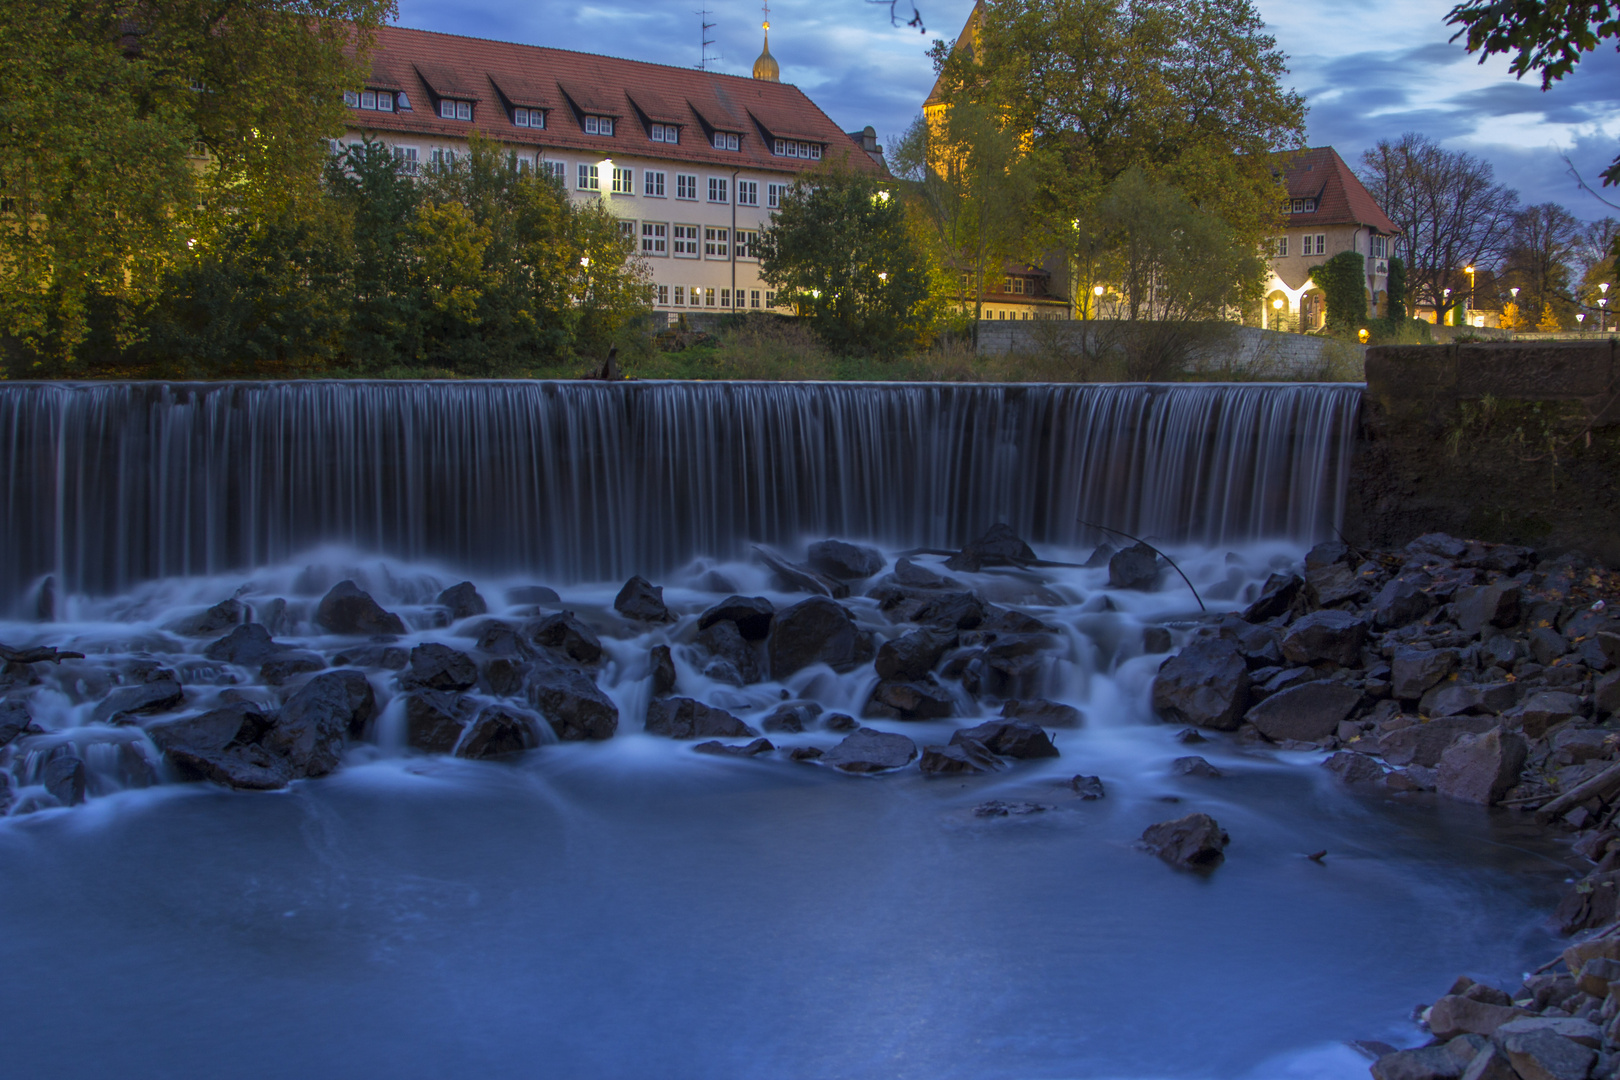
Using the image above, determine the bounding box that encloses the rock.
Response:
[1392,647,1462,701]
[1407,532,1469,560]
[768,597,868,678]
[614,576,674,623]
[919,742,1000,775]
[435,582,487,621]
[1598,670,1620,717]
[1324,751,1385,784]
[1280,610,1369,667]
[0,698,32,748]
[1242,573,1304,622]
[258,652,325,686]
[471,620,530,658]
[480,657,527,697]
[819,728,918,773]
[645,645,676,696]
[1429,995,1531,1039]
[693,738,775,758]
[1071,774,1105,799]
[1175,727,1206,744]
[1552,727,1612,765]
[1496,1023,1597,1080]
[644,697,756,740]
[756,548,848,598]
[147,706,288,790]
[1370,1046,1468,1080]
[1142,626,1174,654]
[697,596,775,640]
[1436,728,1528,805]
[1565,939,1620,978]
[913,591,987,630]
[507,585,561,606]
[267,671,376,776]
[950,719,1058,759]
[1424,681,1521,719]
[1140,813,1229,869]
[1576,957,1620,999]
[1494,1017,1602,1051]
[1556,871,1620,934]
[406,643,478,692]
[90,676,184,725]
[761,702,822,733]
[43,754,87,806]
[824,712,858,732]
[1244,681,1361,743]
[525,612,604,665]
[697,619,764,686]
[1108,543,1160,590]
[174,598,247,636]
[974,800,1050,817]
[1308,561,1367,607]
[404,691,470,753]
[893,558,951,588]
[525,660,618,741]
[458,705,541,758]
[1000,699,1084,728]
[1150,638,1250,731]
[874,628,956,682]
[807,540,885,581]
[1171,755,1222,778]
[1454,583,1524,636]
[944,524,1036,572]
[315,580,406,636]
[1528,626,1570,667]
[867,677,955,720]
[203,623,284,666]
[789,746,824,762]
[1373,575,1436,629]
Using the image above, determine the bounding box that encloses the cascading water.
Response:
[0,381,1358,605]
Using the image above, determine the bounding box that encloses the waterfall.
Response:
[0,381,1360,602]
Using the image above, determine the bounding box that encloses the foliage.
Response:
[0,0,395,372]
[1500,301,1525,331]
[1538,303,1564,332]
[1308,251,1369,333]
[1366,317,1434,346]
[757,168,936,356]
[1501,202,1581,321]
[1386,256,1408,321]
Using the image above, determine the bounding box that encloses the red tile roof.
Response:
[345,24,885,176]
[1276,146,1397,234]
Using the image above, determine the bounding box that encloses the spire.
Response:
[752,2,780,81]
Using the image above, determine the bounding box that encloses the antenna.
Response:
[696,9,719,70]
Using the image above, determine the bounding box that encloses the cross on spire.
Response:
[762,1,770,30]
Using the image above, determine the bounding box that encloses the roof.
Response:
[924,0,983,109]
[344,24,885,177]
[1276,146,1398,234]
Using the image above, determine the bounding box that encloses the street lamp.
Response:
[1464,265,1475,321]
[1600,297,1609,333]
[1577,312,1587,328]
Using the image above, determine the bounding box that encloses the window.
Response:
[612,167,633,194]
[656,285,669,305]
[345,91,360,107]
[690,285,703,307]
[734,229,757,259]
[350,90,394,112]
[707,178,729,203]
[712,132,740,151]
[391,146,419,176]
[578,163,600,190]
[767,183,787,209]
[1372,235,1388,259]
[673,286,685,305]
[430,148,454,169]
[1002,277,1012,293]
[513,107,544,129]
[1275,236,1288,257]
[675,174,698,200]
[540,160,566,182]
[1312,233,1326,256]
[704,227,729,258]
[642,222,668,256]
[377,93,393,113]
[771,139,823,159]
[737,180,758,207]
[1011,278,1026,295]
[672,225,699,257]
[397,92,412,111]
[651,123,679,144]
[1304,198,1316,212]
[750,290,760,309]
[439,100,472,121]
[765,290,776,307]
[1291,198,1304,213]
[704,288,716,307]
[644,170,666,197]
[584,115,614,136]
[617,220,636,241]
[361,91,376,109]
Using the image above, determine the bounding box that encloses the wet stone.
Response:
[693,738,775,758]
[1000,698,1084,728]
[1170,755,1222,778]
[614,576,674,623]
[315,580,406,637]
[806,539,885,581]
[525,612,605,665]
[644,697,755,740]
[435,582,488,621]
[919,741,1000,776]
[259,652,325,686]
[819,728,918,773]
[1070,774,1105,799]
[697,596,775,640]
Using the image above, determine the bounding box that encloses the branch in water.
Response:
[1077,520,1207,613]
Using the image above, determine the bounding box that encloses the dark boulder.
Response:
[1150,638,1250,730]
[693,738,775,758]
[43,754,87,806]
[874,628,956,682]
[867,677,956,721]
[507,585,561,606]
[1513,690,1583,739]
[769,597,869,678]
[258,652,325,686]
[1280,610,1369,667]
[893,558,951,588]
[1324,751,1386,785]
[174,598,247,637]
[919,741,1000,776]
[1391,646,1462,701]
[1142,626,1173,654]
[914,591,987,631]
[1000,698,1084,728]
[1436,727,1527,805]
[147,705,289,791]
[1423,681,1521,718]
[820,728,919,773]
[1378,716,1495,768]
[435,582,488,621]
[1496,1023,1597,1080]
[761,702,822,733]
[648,645,677,696]
[267,671,376,777]
[404,691,471,754]
[525,612,604,665]
[1453,583,1524,635]
[526,660,618,741]
[1071,775,1106,799]
[644,697,756,740]
[481,657,529,698]
[1368,1046,1469,1080]
[950,719,1058,759]
[824,712,859,732]
[1140,813,1229,869]
[315,580,406,636]
[1244,681,1361,743]
[614,576,674,623]
[1108,543,1160,590]
[1242,573,1304,623]
[1171,755,1222,778]
[1527,626,1569,667]
[1372,573,1436,629]
[1406,532,1469,560]
[457,705,540,759]
[756,548,848,598]
[697,596,775,640]
[473,620,531,659]
[944,524,1036,572]
[697,620,763,685]
[807,540,886,581]
[91,675,184,725]
[204,623,283,666]
[406,643,478,692]
[0,698,32,748]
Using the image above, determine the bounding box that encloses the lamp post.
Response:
[1092,284,1103,321]
[1271,295,1285,332]
[1600,297,1608,333]
[1578,312,1587,329]
[1443,287,1452,327]
[1464,265,1475,323]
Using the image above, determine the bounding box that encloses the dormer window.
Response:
[651,123,679,144]
[347,90,399,112]
[772,139,821,159]
[1289,198,1316,213]
[439,99,472,121]
[712,132,740,151]
[513,107,545,129]
[584,115,614,136]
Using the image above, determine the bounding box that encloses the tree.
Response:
[1576,217,1618,291]
[1500,301,1525,331]
[1387,256,1408,321]
[757,168,935,355]
[1537,303,1563,332]
[1501,202,1581,323]
[1309,251,1369,333]
[1358,134,1518,325]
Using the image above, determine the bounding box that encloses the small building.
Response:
[963,262,1070,320]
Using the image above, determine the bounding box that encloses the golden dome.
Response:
[753,24,780,82]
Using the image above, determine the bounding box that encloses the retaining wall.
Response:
[974,320,1362,376]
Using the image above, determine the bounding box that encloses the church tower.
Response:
[752,3,780,82]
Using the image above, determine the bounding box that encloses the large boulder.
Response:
[1495,1023,1596,1080]
[458,705,541,759]
[404,691,471,753]
[1378,716,1496,768]
[173,598,248,637]
[405,643,478,692]
[950,719,1058,759]
[1424,681,1521,718]
[819,728,919,773]
[644,697,756,740]
[1241,573,1303,623]
[1150,638,1250,731]
[90,674,184,725]
[266,671,376,777]
[524,612,604,665]
[807,540,886,581]
[1140,813,1228,870]
[919,741,1000,776]
[614,576,674,623]
[435,582,488,621]
[1000,699,1084,728]
[1511,690,1583,739]
[769,597,868,679]
[697,620,763,685]
[1244,681,1361,743]
[944,524,1036,572]
[1453,583,1523,635]
[1368,1046,1469,1080]
[315,580,406,636]
[1108,543,1160,590]
[147,706,288,790]
[867,677,955,720]
[1323,751,1386,785]
[43,754,87,806]
[1280,610,1369,667]
[648,645,677,696]
[874,628,956,682]
[526,660,618,741]
[1391,646,1462,701]
[1436,727,1528,805]
[203,623,283,666]
[0,698,33,748]
[1427,995,1530,1040]
[1371,574,1435,629]
[697,596,775,640]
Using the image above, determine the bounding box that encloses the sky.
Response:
[394,0,1620,221]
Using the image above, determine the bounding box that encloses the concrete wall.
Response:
[1347,340,1620,566]
[974,320,1364,378]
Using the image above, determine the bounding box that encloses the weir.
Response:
[0,381,1359,603]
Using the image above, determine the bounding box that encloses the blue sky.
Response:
[395,0,1620,219]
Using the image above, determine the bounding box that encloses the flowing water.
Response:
[0,382,1568,1079]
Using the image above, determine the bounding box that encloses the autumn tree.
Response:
[1501,202,1581,324]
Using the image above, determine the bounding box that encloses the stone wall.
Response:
[975,320,1363,377]
[1348,340,1620,566]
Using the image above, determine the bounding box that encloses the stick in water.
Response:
[1076,519,1206,613]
